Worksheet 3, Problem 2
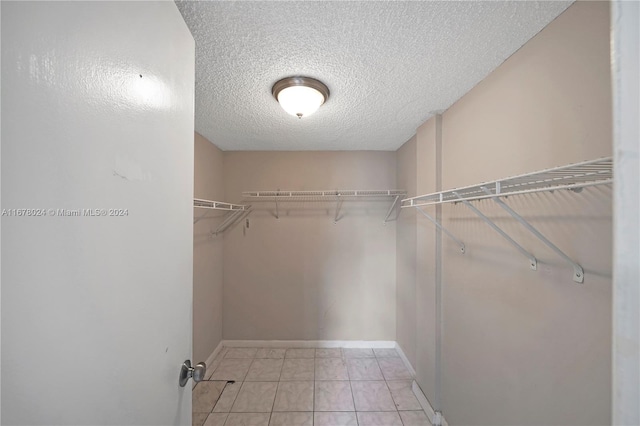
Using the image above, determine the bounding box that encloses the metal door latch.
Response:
[179,360,206,387]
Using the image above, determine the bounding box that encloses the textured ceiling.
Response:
[176,1,572,151]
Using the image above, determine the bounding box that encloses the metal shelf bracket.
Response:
[334,193,343,224]
[416,207,465,253]
[193,209,210,225]
[193,198,251,235]
[383,195,401,225]
[453,192,537,271]
[480,187,584,283]
[212,207,252,236]
[400,158,611,282]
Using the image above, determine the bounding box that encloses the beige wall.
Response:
[398,1,613,425]
[193,132,225,363]
[223,151,397,340]
[396,136,417,365]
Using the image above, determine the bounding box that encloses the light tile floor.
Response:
[193,346,430,426]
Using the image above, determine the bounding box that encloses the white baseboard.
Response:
[411,381,448,426]
[412,381,436,424]
[394,342,417,377]
[206,340,225,366]
[220,339,396,349]
[199,340,226,385]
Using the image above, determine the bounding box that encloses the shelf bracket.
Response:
[453,191,537,271]
[480,187,584,283]
[334,193,343,224]
[274,191,279,220]
[416,207,465,253]
[383,195,401,225]
[213,207,252,236]
[193,209,210,225]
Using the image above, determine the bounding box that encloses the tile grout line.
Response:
[208,346,421,426]
[376,354,405,426]
[268,359,276,426]
[344,349,360,426]
[312,349,315,426]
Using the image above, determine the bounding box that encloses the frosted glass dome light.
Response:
[272,77,329,119]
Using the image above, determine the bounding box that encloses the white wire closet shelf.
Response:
[401,157,613,284]
[193,198,251,235]
[244,189,407,199]
[194,199,249,211]
[402,157,613,208]
[242,189,407,224]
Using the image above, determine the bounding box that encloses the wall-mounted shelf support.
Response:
[383,195,401,225]
[480,187,584,282]
[193,198,251,235]
[416,207,465,253]
[274,191,280,220]
[401,157,612,282]
[334,194,343,224]
[194,209,211,225]
[213,207,251,235]
[454,192,538,271]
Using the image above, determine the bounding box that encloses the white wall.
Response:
[193,133,225,364]
[397,1,613,424]
[222,151,397,341]
[1,2,195,424]
[611,1,640,424]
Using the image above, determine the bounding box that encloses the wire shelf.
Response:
[242,190,407,223]
[193,198,251,233]
[243,190,407,200]
[194,198,249,211]
[402,157,612,208]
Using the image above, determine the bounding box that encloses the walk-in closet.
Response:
[187,2,620,425]
[2,1,637,426]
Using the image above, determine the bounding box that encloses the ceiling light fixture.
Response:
[272,76,329,119]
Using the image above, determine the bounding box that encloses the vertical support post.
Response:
[480,187,584,282]
[434,114,443,415]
